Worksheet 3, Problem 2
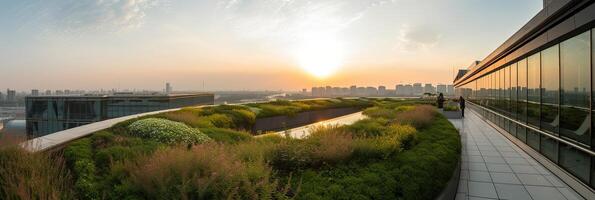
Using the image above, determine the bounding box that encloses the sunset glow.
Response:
[296,33,344,78]
[0,0,543,91]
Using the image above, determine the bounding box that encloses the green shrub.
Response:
[443,105,459,111]
[64,138,99,199]
[293,114,459,200]
[362,107,398,119]
[394,105,437,129]
[393,115,460,199]
[128,118,212,145]
[200,127,253,144]
[203,114,234,128]
[347,118,389,137]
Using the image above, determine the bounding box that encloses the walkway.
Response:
[274,112,366,139]
[449,110,585,200]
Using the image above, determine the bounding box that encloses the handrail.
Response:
[467,101,595,157]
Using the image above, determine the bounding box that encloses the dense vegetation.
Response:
[0,98,461,200]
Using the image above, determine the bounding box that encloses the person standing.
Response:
[459,96,466,118]
[437,93,445,108]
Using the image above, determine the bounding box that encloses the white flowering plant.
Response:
[128,118,211,145]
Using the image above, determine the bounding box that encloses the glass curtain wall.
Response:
[455,29,594,190]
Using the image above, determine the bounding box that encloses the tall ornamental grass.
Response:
[122,144,291,200]
[0,147,73,200]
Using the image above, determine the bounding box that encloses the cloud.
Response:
[397,24,442,51]
[55,0,160,32]
[12,0,161,34]
[217,0,396,43]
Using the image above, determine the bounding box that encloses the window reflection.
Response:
[560,32,591,146]
[541,46,559,134]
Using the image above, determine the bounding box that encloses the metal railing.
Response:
[467,101,595,157]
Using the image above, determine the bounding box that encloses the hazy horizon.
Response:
[0,0,542,91]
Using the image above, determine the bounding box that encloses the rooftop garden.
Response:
[0,98,460,200]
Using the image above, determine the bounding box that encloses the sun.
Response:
[295,33,344,78]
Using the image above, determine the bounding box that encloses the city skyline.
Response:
[0,0,542,91]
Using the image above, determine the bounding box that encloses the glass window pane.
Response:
[511,63,518,120]
[559,144,591,182]
[560,32,590,145]
[528,53,541,128]
[541,135,558,162]
[527,129,540,150]
[541,45,559,134]
[517,59,528,142]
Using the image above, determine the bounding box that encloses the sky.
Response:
[0,0,542,92]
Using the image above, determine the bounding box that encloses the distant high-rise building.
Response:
[165,82,173,94]
[424,84,435,94]
[45,90,52,96]
[437,84,447,94]
[447,85,454,96]
[365,87,377,96]
[55,90,64,95]
[350,85,357,96]
[0,91,3,101]
[412,83,423,95]
[378,86,386,96]
[6,89,16,102]
[31,89,39,96]
[64,90,71,95]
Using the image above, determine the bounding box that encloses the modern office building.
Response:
[424,84,436,94]
[25,93,214,137]
[437,84,447,94]
[412,83,423,95]
[6,89,16,102]
[378,86,387,96]
[454,0,595,195]
[31,89,39,96]
[165,82,173,94]
[446,85,455,96]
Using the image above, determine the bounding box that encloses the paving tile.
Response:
[468,181,498,199]
[455,193,468,200]
[468,162,488,171]
[480,151,501,157]
[544,175,565,187]
[525,186,567,200]
[462,162,469,170]
[500,151,523,158]
[486,164,513,173]
[468,155,485,163]
[505,157,531,165]
[469,171,492,182]
[453,111,580,200]
[516,174,553,186]
[557,187,585,200]
[489,172,521,184]
[459,179,468,193]
[494,183,532,200]
[483,156,506,164]
[510,165,540,174]
[467,196,495,200]
[460,170,469,180]
[532,165,553,175]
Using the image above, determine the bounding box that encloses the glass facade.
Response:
[26,94,214,137]
[456,29,595,190]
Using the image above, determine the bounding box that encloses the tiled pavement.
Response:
[449,110,585,200]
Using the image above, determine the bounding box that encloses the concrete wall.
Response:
[252,107,361,133]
